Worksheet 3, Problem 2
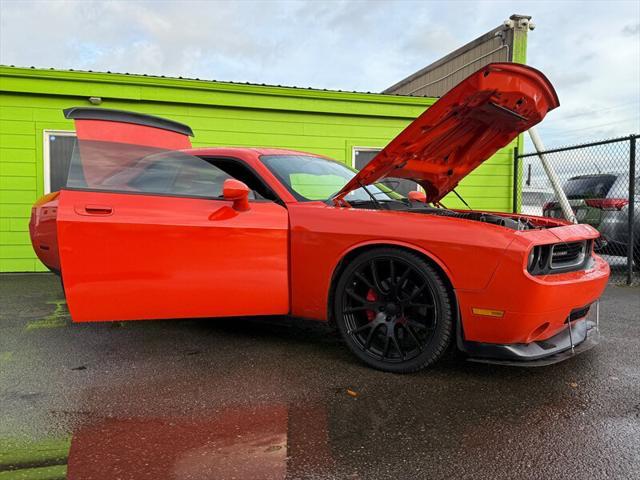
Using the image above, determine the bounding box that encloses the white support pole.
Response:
[528,127,578,224]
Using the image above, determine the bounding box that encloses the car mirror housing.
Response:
[223,179,251,211]
[408,190,427,203]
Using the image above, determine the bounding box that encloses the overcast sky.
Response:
[1,0,638,149]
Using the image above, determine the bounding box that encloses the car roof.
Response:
[568,173,619,179]
[184,147,326,158]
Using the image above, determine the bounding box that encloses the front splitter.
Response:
[461,304,601,367]
[466,325,599,367]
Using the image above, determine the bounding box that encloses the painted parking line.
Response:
[25,300,70,331]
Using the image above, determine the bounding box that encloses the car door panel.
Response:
[58,189,289,322]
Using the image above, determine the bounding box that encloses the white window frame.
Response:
[351,145,423,193]
[351,146,382,169]
[43,130,76,194]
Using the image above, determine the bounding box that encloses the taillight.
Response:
[585,198,629,210]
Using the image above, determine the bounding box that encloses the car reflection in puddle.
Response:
[65,403,332,480]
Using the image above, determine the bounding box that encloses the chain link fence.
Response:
[514,134,638,284]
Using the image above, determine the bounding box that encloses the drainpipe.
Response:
[528,127,577,223]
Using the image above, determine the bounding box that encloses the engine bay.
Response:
[344,199,548,231]
[422,208,536,230]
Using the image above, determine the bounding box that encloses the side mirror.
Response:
[223,179,250,212]
[408,190,427,203]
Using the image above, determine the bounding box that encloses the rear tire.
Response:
[334,248,454,373]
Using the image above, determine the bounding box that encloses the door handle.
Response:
[75,205,114,216]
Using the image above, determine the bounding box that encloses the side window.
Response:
[206,157,278,202]
[44,131,76,193]
[66,140,232,199]
[353,147,419,196]
[127,162,178,193]
[130,154,232,198]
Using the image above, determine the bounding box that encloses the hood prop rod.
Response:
[452,189,472,210]
[528,127,577,224]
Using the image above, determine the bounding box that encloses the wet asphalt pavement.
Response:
[0,274,639,480]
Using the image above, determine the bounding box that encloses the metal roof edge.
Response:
[0,64,437,107]
[382,23,509,94]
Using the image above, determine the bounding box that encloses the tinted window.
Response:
[129,154,232,197]
[563,174,617,199]
[67,140,232,198]
[126,161,176,192]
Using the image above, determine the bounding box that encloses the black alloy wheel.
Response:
[334,248,454,373]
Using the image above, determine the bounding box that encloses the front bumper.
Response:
[457,247,609,345]
[460,303,600,367]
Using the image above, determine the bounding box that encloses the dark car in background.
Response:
[543,173,640,266]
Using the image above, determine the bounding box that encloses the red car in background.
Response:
[29,63,609,372]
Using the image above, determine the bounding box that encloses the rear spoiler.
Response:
[63,107,194,137]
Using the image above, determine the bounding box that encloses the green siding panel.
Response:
[0,258,37,272]
[0,134,36,149]
[1,163,37,176]
[0,245,35,259]
[0,177,36,190]
[0,230,31,244]
[1,203,31,217]
[9,218,29,231]
[0,148,37,163]
[0,106,34,120]
[0,66,518,272]
[0,120,36,134]
[0,190,37,203]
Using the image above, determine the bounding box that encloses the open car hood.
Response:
[334,63,559,204]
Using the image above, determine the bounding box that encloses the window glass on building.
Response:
[45,132,77,193]
[353,147,419,196]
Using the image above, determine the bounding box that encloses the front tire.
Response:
[334,248,454,373]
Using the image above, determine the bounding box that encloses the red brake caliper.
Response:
[366,289,378,321]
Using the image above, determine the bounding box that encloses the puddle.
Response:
[25,300,69,331]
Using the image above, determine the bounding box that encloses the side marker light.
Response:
[472,308,505,318]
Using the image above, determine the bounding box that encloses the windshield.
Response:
[260,154,403,202]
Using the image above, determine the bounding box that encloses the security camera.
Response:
[528,21,536,30]
[503,19,515,28]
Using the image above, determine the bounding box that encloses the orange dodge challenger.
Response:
[30,63,609,372]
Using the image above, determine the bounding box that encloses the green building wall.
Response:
[0,66,518,272]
